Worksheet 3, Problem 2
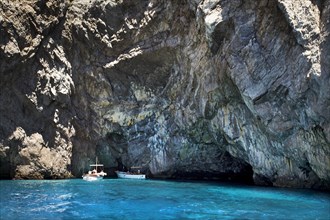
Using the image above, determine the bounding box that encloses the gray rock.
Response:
[0,0,329,189]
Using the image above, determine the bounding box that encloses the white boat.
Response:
[115,167,146,179]
[82,157,107,181]
[116,166,146,180]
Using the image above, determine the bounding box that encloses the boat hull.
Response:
[115,171,146,179]
[82,174,104,181]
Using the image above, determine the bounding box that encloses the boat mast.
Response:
[90,157,104,172]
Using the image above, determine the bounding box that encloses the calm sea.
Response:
[0,179,329,219]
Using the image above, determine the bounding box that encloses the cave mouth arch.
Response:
[163,152,255,185]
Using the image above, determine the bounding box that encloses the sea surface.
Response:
[0,179,329,219]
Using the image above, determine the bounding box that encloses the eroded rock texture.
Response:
[1,0,329,189]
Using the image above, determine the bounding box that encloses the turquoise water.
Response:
[0,179,329,219]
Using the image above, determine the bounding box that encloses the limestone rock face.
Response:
[0,0,329,189]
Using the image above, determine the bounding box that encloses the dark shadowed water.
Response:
[0,179,329,219]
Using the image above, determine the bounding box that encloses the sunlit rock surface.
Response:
[0,0,329,189]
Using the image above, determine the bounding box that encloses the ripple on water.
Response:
[0,179,329,220]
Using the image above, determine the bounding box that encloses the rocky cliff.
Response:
[0,0,329,189]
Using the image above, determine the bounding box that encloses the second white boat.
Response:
[115,171,146,179]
